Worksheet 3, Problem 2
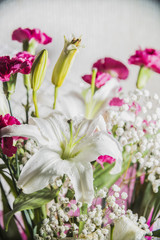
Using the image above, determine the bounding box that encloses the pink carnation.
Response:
[82,72,111,88]
[96,155,116,169]
[128,48,160,73]
[12,27,52,45]
[0,52,35,82]
[109,97,125,107]
[14,51,35,74]
[93,57,129,80]
[0,114,20,157]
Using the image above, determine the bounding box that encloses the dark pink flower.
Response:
[0,56,15,82]
[96,155,116,169]
[82,72,111,88]
[128,48,160,73]
[0,52,35,82]
[0,114,20,157]
[14,51,35,74]
[109,97,125,107]
[12,28,52,45]
[93,57,129,80]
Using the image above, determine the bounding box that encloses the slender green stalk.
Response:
[23,74,31,123]
[110,223,114,240]
[32,90,39,117]
[15,152,20,180]
[7,98,13,116]
[53,86,58,109]
[91,68,97,97]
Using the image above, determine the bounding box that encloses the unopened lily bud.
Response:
[3,73,17,100]
[52,36,81,87]
[31,49,48,91]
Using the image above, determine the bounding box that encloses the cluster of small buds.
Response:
[35,184,129,240]
[16,138,39,165]
[106,89,160,192]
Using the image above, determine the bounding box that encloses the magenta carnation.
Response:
[96,155,116,169]
[0,52,35,82]
[0,114,20,157]
[109,97,125,107]
[82,72,111,88]
[12,27,52,45]
[128,48,160,73]
[93,57,129,80]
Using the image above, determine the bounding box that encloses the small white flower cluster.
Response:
[106,89,160,193]
[34,185,128,240]
[34,184,151,239]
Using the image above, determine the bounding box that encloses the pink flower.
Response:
[82,72,111,88]
[109,97,125,107]
[96,155,116,169]
[14,51,35,74]
[0,52,35,82]
[12,28,52,45]
[0,114,20,157]
[128,48,160,73]
[93,57,129,80]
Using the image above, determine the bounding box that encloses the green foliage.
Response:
[4,188,56,231]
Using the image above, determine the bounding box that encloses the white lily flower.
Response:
[0,82,9,116]
[0,111,122,204]
[37,77,119,119]
[110,216,146,240]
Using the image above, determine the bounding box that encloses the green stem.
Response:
[53,86,58,109]
[32,90,39,117]
[15,152,20,180]
[7,99,13,116]
[110,223,114,240]
[79,203,88,235]
[91,68,97,97]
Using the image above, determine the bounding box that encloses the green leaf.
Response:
[0,181,22,240]
[94,157,129,190]
[4,188,56,231]
[0,164,6,170]
[0,171,17,197]
[152,229,160,237]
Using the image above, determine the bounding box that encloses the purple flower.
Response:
[128,48,160,74]
[82,72,111,88]
[12,27,52,45]
[93,57,129,80]
[0,52,35,82]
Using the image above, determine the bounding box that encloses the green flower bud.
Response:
[3,73,17,100]
[136,66,151,89]
[52,36,81,87]
[31,49,48,91]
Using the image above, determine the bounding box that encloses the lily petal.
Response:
[0,124,48,146]
[17,148,60,193]
[73,131,122,174]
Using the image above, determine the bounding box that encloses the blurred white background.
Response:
[0,0,160,116]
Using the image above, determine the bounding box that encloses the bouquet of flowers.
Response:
[0,27,160,240]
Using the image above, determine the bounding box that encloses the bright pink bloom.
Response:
[128,48,160,74]
[109,97,125,107]
[14,51,35,74]
[0,114,20,157]
[82,72,111,88]
[96,155,116,169]
[12,28,52,45]
[93,57,129,80]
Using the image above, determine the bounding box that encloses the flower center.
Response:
[61,120,85,160]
